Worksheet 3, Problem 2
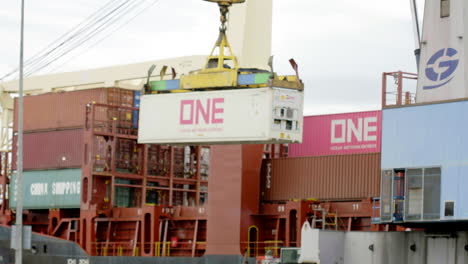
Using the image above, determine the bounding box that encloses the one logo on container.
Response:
[179,98,224,125]
[331,117,378,144]
[330,117,378,152]
[423,48,459,90]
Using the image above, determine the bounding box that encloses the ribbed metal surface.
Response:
[9,169,82,209]
[13,88,134,132]
[263,153,381,201]
[206,145,264,255]
[12,129,83,170]
[289,111,381,157]
[138,88,303,144]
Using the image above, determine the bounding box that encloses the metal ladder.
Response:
[311,207,338,230]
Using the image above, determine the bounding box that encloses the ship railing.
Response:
[381,71,417,107]
[154,241,171,256]
[241,240,284,258]
[153,241,207,257]
[92,241,207,257]
[93,241,135,256]
[94,240,286,257]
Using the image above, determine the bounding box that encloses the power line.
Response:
[24,0,132,72]
[0,0,127,81]
[24,0,136,77]
[47,0,162,74]
[25,0,156,77]
[1,0,161,80]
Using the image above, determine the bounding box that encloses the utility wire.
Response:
[26,0,128,66]
[47,0,162,74]
[1,0,159,80]
[0,0,127,81]
[23,0,132,74]
[25,0,154,77]
[24,0,136,77]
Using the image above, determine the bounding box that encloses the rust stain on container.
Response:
[13,88,134,132]
[263,153,381,201]
[12,129,83,170]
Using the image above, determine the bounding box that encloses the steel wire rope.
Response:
[0,0,128,81]
[19,0,132,78]
[25,0,148,77]
[23,0,139,77]
[22,0,131,75]
[46,0,163,75]
[23,0,151,77]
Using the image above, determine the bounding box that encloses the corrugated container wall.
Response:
[288,111,381,157]
[11,88,134,171]
[10,169,82,209]
[262,153,381,201]
[138,88,304,144]
[12,129,83,171]
[13,88,134,132]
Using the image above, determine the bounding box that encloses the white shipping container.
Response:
[138,88,304,144]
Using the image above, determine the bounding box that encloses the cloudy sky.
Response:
[0,0,424,115]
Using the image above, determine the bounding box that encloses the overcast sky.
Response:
[0,0,424,115]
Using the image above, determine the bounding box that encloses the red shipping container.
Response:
[13,88,134,132]
[12,129,109,171]
[289,110,382,157]
[12,129,83,171]
[262,153,381,201]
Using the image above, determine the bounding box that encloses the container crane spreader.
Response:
[138,0,306,145]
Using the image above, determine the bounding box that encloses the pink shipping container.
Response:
[12,129,83,171]
[288,110,382,157]
[13,88,134,132]
[262,153,381,201]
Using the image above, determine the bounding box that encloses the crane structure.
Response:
[177,0,245,89]
[415,0,468,103]
[146,0,303,92]
[0,2,304,260]
[204,0,246,31]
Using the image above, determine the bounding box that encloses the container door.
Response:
[426,236,456,264]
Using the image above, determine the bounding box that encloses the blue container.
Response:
[133,91,141,128]
[166,79,180,90]
[238,74,256,85]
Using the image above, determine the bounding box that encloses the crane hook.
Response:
[219,5,229,33]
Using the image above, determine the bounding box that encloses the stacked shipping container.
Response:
[263,111,382,201]
[262,153,381,201]
[7,90,385,254]
[9,89,214,255]
[288,110,381,157]
[10,88,136,210]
